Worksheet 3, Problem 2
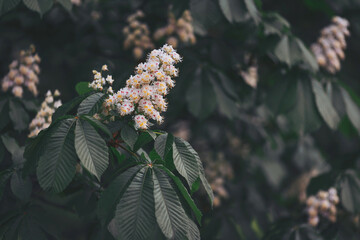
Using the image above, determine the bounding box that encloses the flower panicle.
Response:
[89,44,182,130]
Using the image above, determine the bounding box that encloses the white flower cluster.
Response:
[123,10,155,59]
[240,66,258,89]
[89,44,181,130]
[306,188,339,227]
[28,90,62,138]
[153,10,196,48]
[1,45,41,98]
[311,16,350,74]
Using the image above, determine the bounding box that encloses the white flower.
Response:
[134,115,148,129]
[54,100,62,109]
[106,75,114,85]
[102,65,108,71]
[12,86,23,98]
[54,89,61,97]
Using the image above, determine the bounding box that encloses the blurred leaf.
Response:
[266,77,297,115]
[244,0,260,24]
[9,99,29,131]
[1,134,19,156]
[263,13,290,35]
[75,82,92,96]
[190,0,222,35]
[23,0,53,16]
[295,38,318,72]
[0,99,9,131]
[186,68,217,119]
[219,0,248,23]
[75,119,109,180]
[286,224,323,240]
[0,169,12,200]
[274,35,291,66]
[37,119,77,193]
[10,171,32,201]
[311,79,340,130]
[340,87,360,134]
[0,0,21,16]
[114,167,156,240]
[287,78,322,133]
[121,124,138,150]
[339,170,360,214]
[152,167,189,239]
[57,0,72,12]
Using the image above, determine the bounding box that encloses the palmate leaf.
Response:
[172,137,199,188]
[10,171,32,201]
[37,119,77,193]
[114,166,156,240]
[0,99,10,131]
[340,87,360,134]
[80,115,112,138]
[160,167,203,225]
[153,167,189,239]
[75,119,109,180]
[52,92,93,121]
[97,165,142,226]
[219,0,248,23]
[77,92,105,115]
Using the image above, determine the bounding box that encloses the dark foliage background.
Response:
[1,0,360,239]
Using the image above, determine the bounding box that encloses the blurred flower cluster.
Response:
[311,16,350,74]
[28,90,62,138]
[89,44,181,130]
[1,45,40,98]
[153,10,196,48]
[123,10,154,59]
[306,188,339,227]
[204,152,234,207]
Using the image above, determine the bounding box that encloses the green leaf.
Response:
[114,167,156,240]
[77,92,105,116]
[184,141,214,206]
[263,13,290,36]
[287,78,322,134]
[9,99,29,131]
[311,79,340,130]
[53,92,92,121]
[209,73,237,119]
[80,115,111,138]
[173,137,199,188]
[244,0,260,24]
[186,216,201,240]
[295,38,319,72]
[219,0,248,23]
[0,169,13,200]
[57,0,72,12]
[340,87,360,134]
[286,224,323,240]
[23,0,53,16]
[10,171,32,201]
[121,125,138,150]
[75,119,109,180]
[160,167,203,225]
[152,167,189,239]
[274,35,291,66]
[97,165,142,226]
[37,119,77,193]
[339,170,360,214]
[186,68,217,119]
[0,0,21,15]
[75,82,92,95]
[133,131,156,152]
[190,0,222,35]
[154,133,174,160]
[0,99,10,131]
[1,134,19,156]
